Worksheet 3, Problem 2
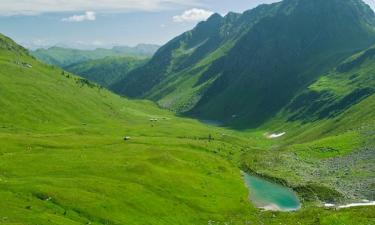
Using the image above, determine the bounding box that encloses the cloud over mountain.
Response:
[0,0,200,16]
[173,8,213,22]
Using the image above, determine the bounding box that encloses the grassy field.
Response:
[0,34,374,224]
[0,36,255,224]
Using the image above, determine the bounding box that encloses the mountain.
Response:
[112,44,160,57]
[112,0,375,128]
[64,56,148,87]
[249,45,375,201]
[31,44,159,68]
[1,28,375,224]
[285,46,375,124]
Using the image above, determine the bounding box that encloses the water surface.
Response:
[244,173,301,211]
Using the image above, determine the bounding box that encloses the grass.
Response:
[237,45,375,204]
[0,36,258,224]
[0,134,255,225]
[290,131,363,159]
[0,34,374,224]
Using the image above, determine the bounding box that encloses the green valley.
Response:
[0,33,255,224]
[0,31,374,224]
[1,0,375,224]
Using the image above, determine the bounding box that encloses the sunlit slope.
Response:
[0,39,146,133]
[0,34,254,224]
[0,34,374,225]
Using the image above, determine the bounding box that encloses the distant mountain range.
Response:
[111,0,375,128]
[31,44,159,68]
[30,45,158,87]
[64,56,148,87]
[25,41,160,51]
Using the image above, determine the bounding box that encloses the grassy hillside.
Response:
[112,0,375,129]
[241,45,375,202]
[64,56,147,87]
[0,34,255,224]
[1,33,374,225]
[31,45,158,68]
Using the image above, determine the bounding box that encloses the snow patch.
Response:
[338,201,375,208]
[324,203,335,207]
[324,200,375,209]
[267,132,286,139]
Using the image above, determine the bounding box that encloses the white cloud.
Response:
[62,11,96,22]
[0,0,201,16]
[1,0,374,16]
[173,8,213,23]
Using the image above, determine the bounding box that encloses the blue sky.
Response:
[0,0,374,49]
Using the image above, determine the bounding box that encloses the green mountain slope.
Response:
[112,0,375,128]
[31,44,158,68]
[0,33,374,224]
[244,45,375,201]
[64,56,147,87]
[286,46,375,123]
[0,33,255,224]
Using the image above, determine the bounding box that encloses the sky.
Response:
[0,0,374,49]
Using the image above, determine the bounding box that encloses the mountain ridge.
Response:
[64,56,148,87]
[31,44,159,68]
[112,0,375,128]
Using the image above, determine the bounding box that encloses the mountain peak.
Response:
[281,0,375,19]
[113,0,375,127]
[207,13,223,21]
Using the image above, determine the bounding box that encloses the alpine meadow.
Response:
[0,0,374,225]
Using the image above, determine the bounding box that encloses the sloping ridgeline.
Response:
[64,56,148,88]
[31,45,157,88]
[112,0,375,128]
[286,45,375,122]
[31,44,159,68]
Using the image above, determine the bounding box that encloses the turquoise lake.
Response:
[244,173,301,211]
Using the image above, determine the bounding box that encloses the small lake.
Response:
[243,173,301,211]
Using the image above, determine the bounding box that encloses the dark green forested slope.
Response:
[112,0,375,128]
[64,56,147,87]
